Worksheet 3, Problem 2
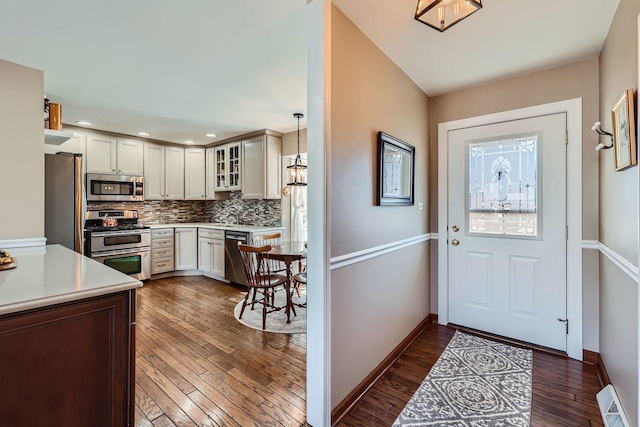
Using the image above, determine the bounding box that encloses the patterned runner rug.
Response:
[393,331,533,426]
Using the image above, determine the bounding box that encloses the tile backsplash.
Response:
[87,192,281,226]
[205,192,281,226]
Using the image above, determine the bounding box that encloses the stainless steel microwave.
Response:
[86,173,144,201]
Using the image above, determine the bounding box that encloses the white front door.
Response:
[447,113,567,351]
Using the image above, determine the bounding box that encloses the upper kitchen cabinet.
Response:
[205,147,225,200]
[86,135,143,176]
[144,143,184,200]
[213,142,241,192]
[184,147,206,200]
[241,133,282,199]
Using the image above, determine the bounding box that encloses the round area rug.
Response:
[233,289,306,334]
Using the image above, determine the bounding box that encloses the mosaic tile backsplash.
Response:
[87,192,281,227]
[205,192,282,226]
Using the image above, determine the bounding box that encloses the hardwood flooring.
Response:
[134,276,307,427]
[337,324,605,426]
[136,277,604,427]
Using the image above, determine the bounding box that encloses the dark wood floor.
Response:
[134,276,307,427]
[337,324,605,427]
[136,276,604,427]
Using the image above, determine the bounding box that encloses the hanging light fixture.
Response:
[288,113,307,186]
[415,0,482,32]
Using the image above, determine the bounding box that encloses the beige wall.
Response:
[429,58,601,351]
[330,5,430,408]
[0,59,44,240]
[598,0,640,424]
[282,128,307,157]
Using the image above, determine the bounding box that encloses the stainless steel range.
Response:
[84,209,151,281]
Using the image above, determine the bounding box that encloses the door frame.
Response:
[437,98,583,360]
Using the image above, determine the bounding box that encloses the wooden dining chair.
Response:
[292,271,307,308]
[237,243,288,330]
[253,233,286,273]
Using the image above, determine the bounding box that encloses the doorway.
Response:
[437,99,584,359]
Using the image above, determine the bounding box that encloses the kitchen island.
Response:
[0,244,141,427]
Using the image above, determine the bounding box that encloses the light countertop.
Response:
[147,223,284,233]
[0,244,142,316]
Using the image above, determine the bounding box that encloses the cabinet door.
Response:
[241,137,265,199]
[198,237,213,273]
[175,228,197,270]
[205,148,218,200]
[164,146,185,200]
[214,146,227,191]
[116,139,144,176]
[212,238,225,277]
[185,148,206,200]
[86,134,117,174]
[144,143,165,200]
[227,143,241,191]
[265,135,282,199]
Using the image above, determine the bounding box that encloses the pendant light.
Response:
[287,113,307,186]
[415,0,482,32]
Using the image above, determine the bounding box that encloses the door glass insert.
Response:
[468,134,539,237]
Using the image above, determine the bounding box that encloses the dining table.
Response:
[266,241,307,323]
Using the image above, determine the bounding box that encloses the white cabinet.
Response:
[175,227,197,270]
[144,143,184,200]
[205,147,224,200]
[185,148,206,200]
[198,229,225,278]
[151,228,175,275]
[116,139,144,176]
[86,135,117,174]
[213,143,241,192]
[86,135,143,175]
[241,134,282,199]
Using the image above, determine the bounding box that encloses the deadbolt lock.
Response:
[452,225,460,232]
[451,239,460,246]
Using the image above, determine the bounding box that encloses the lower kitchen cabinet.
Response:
[0,290,136,426]
[175,227,198,270]
[198,228,225,277]
[151,228,175,274]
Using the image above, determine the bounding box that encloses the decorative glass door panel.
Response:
[228,143,241,190]
[215,146,226,190]
[467,133,540,237]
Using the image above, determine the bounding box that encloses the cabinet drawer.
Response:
[152,247,174,259]
[198,228,225,239]
[152,238,174,249]
[152,228,174,238]
[151,257,174,274]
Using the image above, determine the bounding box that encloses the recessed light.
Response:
[205,133,217,138]
[75,121,93,127]
[137,132,150,137]
[185,140,195,145]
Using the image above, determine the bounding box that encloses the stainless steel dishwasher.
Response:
[225,230,250,286]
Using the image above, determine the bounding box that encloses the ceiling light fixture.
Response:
[415,0,482,32]
[287,113,307,186]
[205,133,217,138]
[75,121,93,127]
[137,131,150,137]
[185,140,195,145]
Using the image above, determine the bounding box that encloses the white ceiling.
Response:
[333,0,619,96]
[0,1,619,145]
[0,0,308,144]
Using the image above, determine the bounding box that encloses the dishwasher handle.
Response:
[226,236,246,241]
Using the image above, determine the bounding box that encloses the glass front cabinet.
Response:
[214,142,241,192]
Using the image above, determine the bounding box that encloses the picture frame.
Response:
[612,88,637,171]
[376,132,415,206]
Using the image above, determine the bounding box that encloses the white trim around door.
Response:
[437,98,583,360]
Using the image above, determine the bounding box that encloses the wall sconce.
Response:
[591,121,614,151]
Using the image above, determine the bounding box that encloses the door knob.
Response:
[451,239,460,246]
[452,225,460,232]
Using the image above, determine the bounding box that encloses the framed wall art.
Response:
[612,88,637,171]
[376,132,415,206]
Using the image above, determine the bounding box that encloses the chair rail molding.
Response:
[330,234,431,270]
[0,237,47,248]
[583,240,639,284]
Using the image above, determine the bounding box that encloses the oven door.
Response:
[91,247,150,281]
[90,230,151,252]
